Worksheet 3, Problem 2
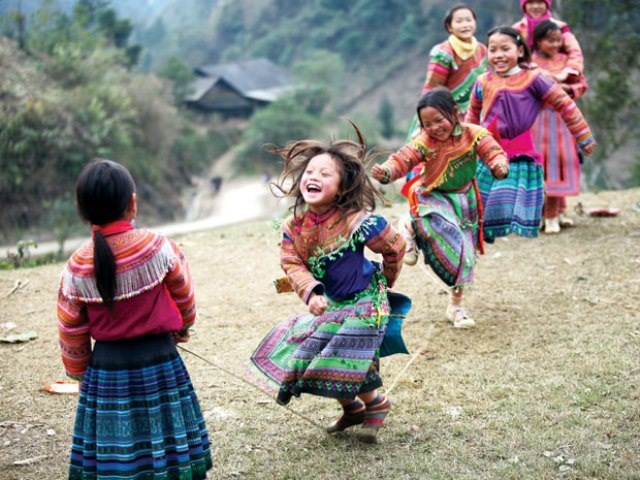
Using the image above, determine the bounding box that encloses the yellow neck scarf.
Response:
[448,34,478,61]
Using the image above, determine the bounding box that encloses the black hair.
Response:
[487,25,532,65]
[533,19,560,47]
[270,122,385,219]
[444,4,477,32]
[416,87,459,130]
[75,158,135,306]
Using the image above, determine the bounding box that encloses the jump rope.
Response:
[179,260,443,432]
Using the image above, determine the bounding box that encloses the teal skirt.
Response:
[70,334,213,480]
[476,157,544,240]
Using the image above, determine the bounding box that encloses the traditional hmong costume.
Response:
[406,35,488,141]
[513,0,584,74]
[57,224,212,480]
[466,67,594,240]
[250,209,405,404]
[531,49,589,217]
[379,123,506,287]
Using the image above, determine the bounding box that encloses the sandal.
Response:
[445,305,475,329]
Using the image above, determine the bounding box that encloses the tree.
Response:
[562,0,640,187]
[159,57,195,105]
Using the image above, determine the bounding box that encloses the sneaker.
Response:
[445,305,475,329]
[404,246,419,266]
[399,221,418,266]
[544,217,560,234]
[559,212,574,227]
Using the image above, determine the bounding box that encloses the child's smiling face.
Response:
[537,29,562,57]
[448,8,476,42]
[524,0,548,18]
[300,153,342,214]
[488,33,524,75]
[419,106,457,142]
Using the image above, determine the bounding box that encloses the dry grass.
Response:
[1,188,639,480]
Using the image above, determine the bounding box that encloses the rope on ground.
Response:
[384,261,447,395]
[177,345,326,431]
[384,321,441,395]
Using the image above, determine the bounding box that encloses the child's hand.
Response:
[371,165,389,184]
[308,293,328,316]
[173,330,191,344]
[581,141,596,157]
[492,162,509,179]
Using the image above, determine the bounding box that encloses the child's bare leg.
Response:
[355,389,392,443]
[446,287,475,329]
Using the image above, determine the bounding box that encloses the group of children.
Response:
[55,1,596,478]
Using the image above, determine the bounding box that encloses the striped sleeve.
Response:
[379,142,425,183]
[560,27,584,73]
[541,79,594,147]
[164,239,196,329]
[421,44,453,94]
[476,129,508,172]
[465,78,484,125]
[57,286,91,377]
[280,221,323,304]
[365,216,406,289]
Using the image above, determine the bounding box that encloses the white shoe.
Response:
[559,212,574,227]
[399,221,419,266]
[544,217,560,234]
[445,305,475,329]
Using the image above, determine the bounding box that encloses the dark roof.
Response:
[194,58,292,100]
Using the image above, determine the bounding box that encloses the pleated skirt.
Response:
[532,107,581,197]
[476,157,544,241]
[69,333,213,480]
[412,185,479,288]
[249,276,389,403]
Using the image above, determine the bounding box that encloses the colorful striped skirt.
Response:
[476,157,544,241]
[249,276,389,403]
[412,184,479,288]
[532,107,581,197]
[69,333,213,480]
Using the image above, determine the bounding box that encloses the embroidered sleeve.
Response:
[560,27,584,73]
[57,287,91,377]
[364,216,406,288]
[476,129,508,171]
[541,79,594,147]
[465,78,483,125]
[422,44,453,94]
[380,142,425,183]
[165,239,196,329]
[280,221,323,304]
[564,73,588,101]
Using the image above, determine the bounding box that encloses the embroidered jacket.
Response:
[280,209,406,304]
[379,123,506,192]
[466,68,594,150]
[513,16,584,73]
[57,229,195,376]
[422,39,488,115]
[532,50,588,100]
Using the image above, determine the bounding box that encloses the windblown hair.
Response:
[270,122,385,219]
[76,158,135,306]
[416,87,459,130]
[487,25,532,66]
[444,4,477,32]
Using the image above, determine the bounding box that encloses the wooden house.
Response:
[185,58,292,117]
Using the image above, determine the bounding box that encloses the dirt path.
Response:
[2,177,288,257]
